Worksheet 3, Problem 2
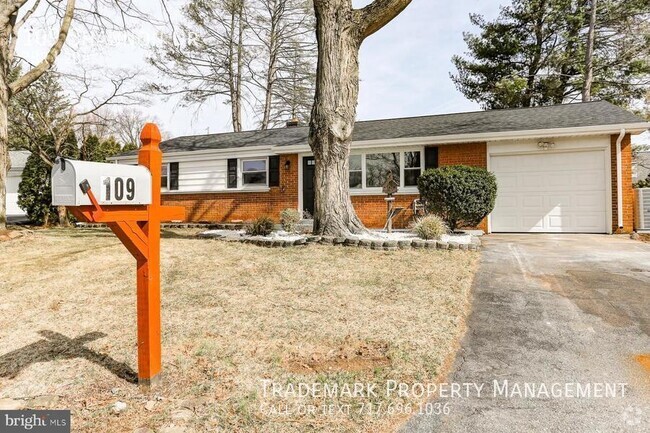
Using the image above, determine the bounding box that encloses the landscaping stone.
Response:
[294,238,307,246]
[371,240,384,250]
[437,241,449,250]
[459,243,468,251]
[412,240,425,249]
[272,240,284,248]
[144,401,156,411]
[320,236,334,245]
[397,240,412,249]
[384,240,398,251]
[425,240,438,249]
[358,239,372,249]
[264,239,274,247]
[468,244,479,251]
[306,236,321,243]
[448,242,460,250]
[333,237,346,245]
[344,238,359,247]
[282,240,294,247]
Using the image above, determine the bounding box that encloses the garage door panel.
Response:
[491,150,607,233]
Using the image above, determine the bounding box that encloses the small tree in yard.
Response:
[417,165,497,231]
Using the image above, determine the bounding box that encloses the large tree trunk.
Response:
[309,2,365,236]
[309,0,411,236]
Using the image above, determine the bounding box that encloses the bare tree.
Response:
[112,108,149,149]
[9,68,145,225]
[248,0,315,129]
[0,0,169,230]
[309,0,412,236]
[582,0,597,102]
[149,0,249,132]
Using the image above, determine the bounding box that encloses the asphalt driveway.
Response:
[401,234,650,433]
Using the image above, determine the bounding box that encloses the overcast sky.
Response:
[18,0,648,144]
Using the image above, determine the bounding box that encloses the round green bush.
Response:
[417,165,497,231]
[411,215,448,240]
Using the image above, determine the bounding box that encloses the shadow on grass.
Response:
[0,330,137,383]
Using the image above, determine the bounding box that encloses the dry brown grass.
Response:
[0,228,478,433]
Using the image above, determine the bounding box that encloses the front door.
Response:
[302,156,316,217]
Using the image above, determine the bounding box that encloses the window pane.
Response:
[161,164,168,188]
[349,155,362,171]
[404,169,421,186]
[366,153,400,188]
[349,171,362,189]
[243,172,266,184]
[243,160,266,172]
[404,151,421,168]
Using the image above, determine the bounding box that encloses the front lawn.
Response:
[0,228,478,432]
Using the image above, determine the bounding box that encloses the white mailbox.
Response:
[52,158,152,206]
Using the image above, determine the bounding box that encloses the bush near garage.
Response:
[417,165,497,231]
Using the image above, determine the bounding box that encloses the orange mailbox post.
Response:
[52,123,184,387]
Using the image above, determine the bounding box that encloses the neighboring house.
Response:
[7,150,30,218]
[633,151,650,183]
[111,101,649,234]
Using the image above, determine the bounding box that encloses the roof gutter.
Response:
[615,128,626,229]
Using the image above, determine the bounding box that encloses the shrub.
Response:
[280,208,302,232]
[634,177,650,189]
[417,165,497,231]
[411,215,448,240]
[245,216,275,236]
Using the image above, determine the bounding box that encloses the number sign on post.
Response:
[52,123,185,388]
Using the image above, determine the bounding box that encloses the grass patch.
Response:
[0,229,478,432]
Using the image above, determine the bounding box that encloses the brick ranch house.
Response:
[111,101,649,234]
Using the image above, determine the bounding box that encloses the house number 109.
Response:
[101,176,136,202]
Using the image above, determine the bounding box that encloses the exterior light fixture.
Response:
[284,160,291,170]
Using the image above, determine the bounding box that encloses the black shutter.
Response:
[227,158,238,188]
[169,162,179,190]
[269,156,280,187]
[424,147,439,170]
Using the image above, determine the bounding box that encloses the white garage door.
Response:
[6,174,25,216]
[490,150,608,233]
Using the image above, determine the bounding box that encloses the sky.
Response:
[18,0,648,144]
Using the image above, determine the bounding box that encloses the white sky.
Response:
[18,0,649,144]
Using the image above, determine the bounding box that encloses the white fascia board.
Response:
[109,145,275,164]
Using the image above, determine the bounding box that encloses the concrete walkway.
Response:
[400,235,650,433]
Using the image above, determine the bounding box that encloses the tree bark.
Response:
[309,0,411,236]
[582,0,597,102]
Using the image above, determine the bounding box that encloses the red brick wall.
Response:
[352,194,419,229]
[439,142,487,167]
[610,133,634,233]
[162,154,298,223]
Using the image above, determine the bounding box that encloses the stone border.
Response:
[198,232,481,251]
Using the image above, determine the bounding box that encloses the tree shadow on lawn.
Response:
[0,330,137,383]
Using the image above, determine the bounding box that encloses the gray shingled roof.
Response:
[120,101,647,156]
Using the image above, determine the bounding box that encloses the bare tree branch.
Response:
[355,0,412,40]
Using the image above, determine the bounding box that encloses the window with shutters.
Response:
[241,158,268,186]
[347,150,423,192]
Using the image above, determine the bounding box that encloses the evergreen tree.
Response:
[452,0,650,109]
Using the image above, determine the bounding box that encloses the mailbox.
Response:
[52,158,152,206]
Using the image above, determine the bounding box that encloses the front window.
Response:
[161,164,169,189]
[366,152,400,188]
[242,159,267,185]
[349,155,362,189]
[404,151,422,186]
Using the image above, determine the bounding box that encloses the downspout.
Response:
[616,129,625,229]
